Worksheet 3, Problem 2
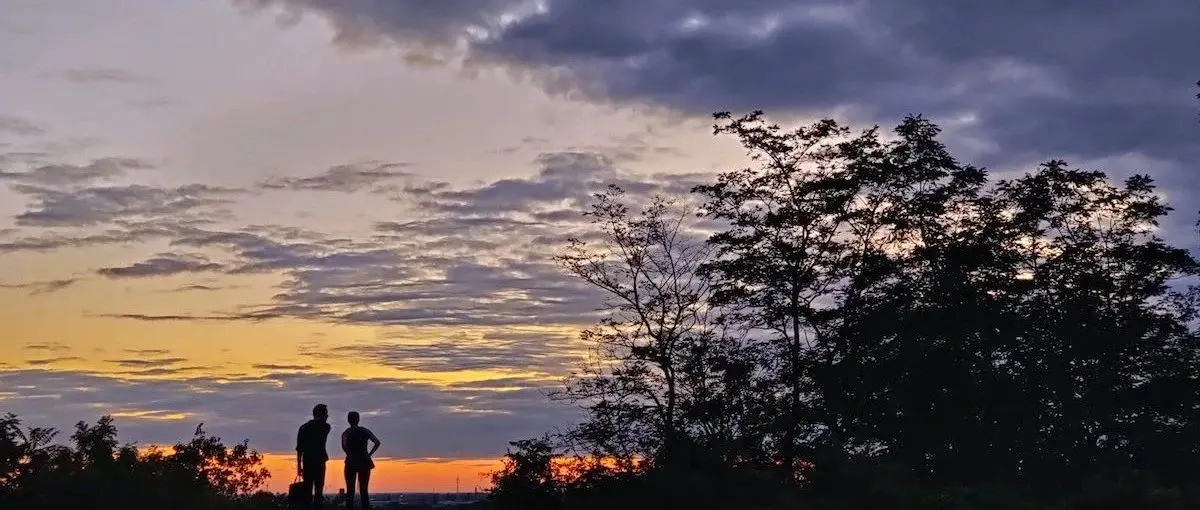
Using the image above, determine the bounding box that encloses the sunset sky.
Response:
[2,0,1197,494]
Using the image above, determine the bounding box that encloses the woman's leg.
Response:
[343,464,356,509]
[358,468,371,509]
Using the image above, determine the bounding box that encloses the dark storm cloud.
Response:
[259,161,415,193]
[238,0,1200,222]
[0,369,579,459]
[97,253,224,279]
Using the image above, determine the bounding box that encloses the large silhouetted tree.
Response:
[497,110,1200,509]
[840,160,1200,487]
[693,112,987,479]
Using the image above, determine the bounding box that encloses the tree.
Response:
[488,437,565,510]
[0,414,280,510]
[694,111,986,478]
[71,416,119,468]
[0,413,69,500]
[695,110,1200,489]
[171,423,271,498]
[503,109,1200,508]
[980,163,1200,484]
[552,185,756,468]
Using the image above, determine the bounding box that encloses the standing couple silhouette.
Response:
[295,404,382,509]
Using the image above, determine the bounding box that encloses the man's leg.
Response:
[358,468,371,509]
[312,462,326,509]
[301,465,316,508]
[343,464,357,509]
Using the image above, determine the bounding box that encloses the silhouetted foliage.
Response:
[0,413,283,510]
[488,437,564,510]
[491,111,1200,509]
[551,186,763,471]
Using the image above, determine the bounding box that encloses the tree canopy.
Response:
[0,413,281,510]
[491,111,1200,510]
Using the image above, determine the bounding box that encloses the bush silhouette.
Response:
[0,413,283,510]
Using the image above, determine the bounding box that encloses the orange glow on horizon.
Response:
[259,454,501,494]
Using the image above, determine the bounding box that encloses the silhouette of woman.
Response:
[341,411,381,509]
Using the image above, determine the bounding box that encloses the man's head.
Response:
[312,404,328,421]
[347,411,360,426]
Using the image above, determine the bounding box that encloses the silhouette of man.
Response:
[297,404,331,508]
[342,411,381,509]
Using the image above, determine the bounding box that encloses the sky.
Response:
[1,0,1197,494]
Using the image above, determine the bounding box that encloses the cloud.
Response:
[60,68,148,84]
[13,183,244,228]
[319,329,582,376]
[15,150,704,330]
[129,98,176,110]
[140,151,703,327]
[0,156,248,255]
[94,312,275,322]
[0,278,79,295]
[251,363,315,371]
[23,342,71,352]
[0,369,579,459]
[413,152,708,217]
[0,157,152,187]
[104,358,189,368]
[24,357,82,366]
[109,409,196,421]
[237,0,1200,220]
[163,284,238,293]
[124,349,172,356]
[259,161,414,193]
[0,115,45,136]
[110,367,213,378]
[97,253,224,279]
[0,223,193,253]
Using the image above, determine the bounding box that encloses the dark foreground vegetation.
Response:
[1,414,283,509]
[488,107,1200,509]
[1,414,487,509]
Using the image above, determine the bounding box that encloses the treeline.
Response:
[489,112,1200,509]
[0,414,284,510]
